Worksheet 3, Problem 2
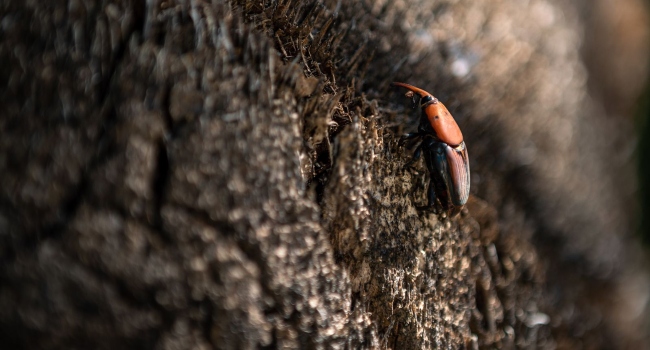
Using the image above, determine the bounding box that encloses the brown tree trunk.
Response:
[1,0,649,349]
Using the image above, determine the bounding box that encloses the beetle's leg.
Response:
[414,179,440,213]
[448,205,462,218]
[403,143,423,169]
[403,132,421,140]
[411,94,418,108]
[427,178,437,208]
[399,132,422,146]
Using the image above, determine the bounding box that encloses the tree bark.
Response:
[1,0,648,349]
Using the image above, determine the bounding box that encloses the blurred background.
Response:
[576,0,650,245]
[593,0,650,244]
[641,84,650,244]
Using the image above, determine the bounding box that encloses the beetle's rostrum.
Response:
[393,82,470,214]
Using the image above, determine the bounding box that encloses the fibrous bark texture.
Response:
[1,0,649,349]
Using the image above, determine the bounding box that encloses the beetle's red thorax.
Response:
[424,102,463,146]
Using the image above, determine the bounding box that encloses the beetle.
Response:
[393,82,470,214]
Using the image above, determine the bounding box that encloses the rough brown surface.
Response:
[1,0,649,349]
